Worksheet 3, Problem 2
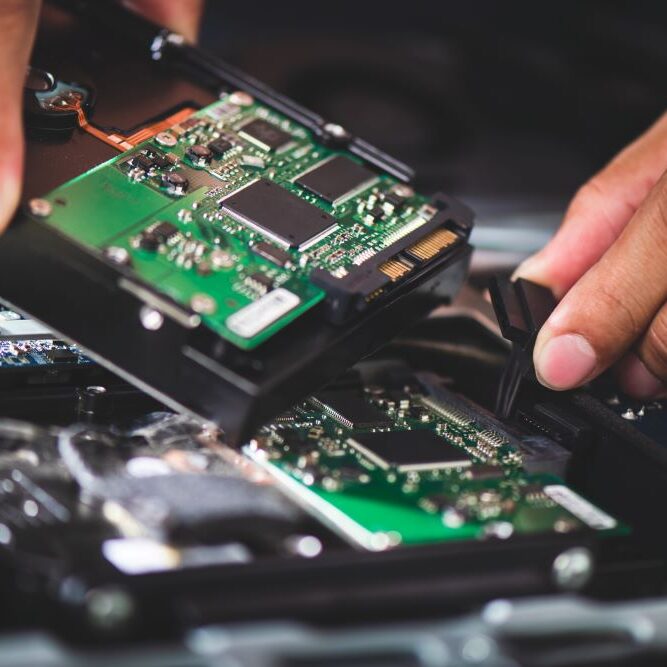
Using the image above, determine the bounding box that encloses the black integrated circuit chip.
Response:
[208,138,233,157]
[130,153,154,171]
[138,221,179,251]
[249,272,273,290]
[295,156,378,205]
[45,348,79,363]
[251,241,292,267]
[239,118,293,152]
[347,430,472,471]
[310,391,393,430]
[221,179,338,250]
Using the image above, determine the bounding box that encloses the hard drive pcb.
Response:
[247,385,621,550]
[32,94,463,350]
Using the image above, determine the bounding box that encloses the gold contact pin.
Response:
[379,258,412,282]
[406,228,459,262]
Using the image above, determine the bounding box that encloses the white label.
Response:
[544,485,617,530]
[227,288,300,339]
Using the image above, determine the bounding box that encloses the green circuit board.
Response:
[0,308,91,369]
[245,385,621,549]
[32,94,458,350]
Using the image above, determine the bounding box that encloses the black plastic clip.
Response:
[489,277,557,419]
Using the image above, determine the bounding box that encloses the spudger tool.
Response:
[489,277,557,419]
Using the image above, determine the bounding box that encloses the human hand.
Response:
[515,112,667,399]
[0,0,204,234]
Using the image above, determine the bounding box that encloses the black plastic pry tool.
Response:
[489,277,557,419]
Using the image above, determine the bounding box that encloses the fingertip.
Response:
[534,332,598,390]
[617,354,665,399]
[511,252,567,298]
[511,253,549,283]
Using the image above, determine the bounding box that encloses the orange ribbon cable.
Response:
[56,100,197,152]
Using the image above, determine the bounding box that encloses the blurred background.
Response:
[200,0,667,272]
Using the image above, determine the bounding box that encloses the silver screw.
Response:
[191,293,217,315]
[155,131,177,147]
[229,91,254,106]
[323,122,348,139]
[28,198,52,218]
[552,547,593,590]
[140,306,164,331]
[284,535,323,558]
[86,587,135,631]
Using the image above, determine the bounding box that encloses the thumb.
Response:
[533,170,667,391]
[0,0,41,233]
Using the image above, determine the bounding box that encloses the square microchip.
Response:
[295,156,378,205]
[347,430,472,472]
[208,138,233,157]
[239,118,293,152]
[310,391,393,430]
[221,179,338,250]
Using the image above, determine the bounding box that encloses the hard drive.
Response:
[0,0,473,444]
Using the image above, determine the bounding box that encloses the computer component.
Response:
[0,309,91,370]
[0,2,473,442]
[246,384,620,550]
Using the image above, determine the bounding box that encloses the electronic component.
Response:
[347,430,472,472]
[246,383,621,550]
[27,96,464,352]
[221,178,338,250]
[130,153,154,172]
[239,118,293,152]
[310,391,393,429]
[402,227,459,264]
[208,138,233,157]
[136,221,180,251]
[148,150,170,169]
[44,348,79,363]
[187,144,213,165]
[251,241,292,267]
[11,92,472,440]
[1,307,92,370]
[161,171,189,195]
[296,156,378,205]
[247,272,273,293]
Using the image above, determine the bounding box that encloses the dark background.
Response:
[200,1,667,262]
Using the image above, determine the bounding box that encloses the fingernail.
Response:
[618,355,664,399]
[512,254,546,282]
[535,333,597,390]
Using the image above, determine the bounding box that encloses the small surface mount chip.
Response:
[347,430,472,472]
[296,156,378,205]
[251,241,292,268]
[207,138,233,157]
[136,221,180,252]
[310,391,393,430]
[222,179,338,250]
[239,118,293,152]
